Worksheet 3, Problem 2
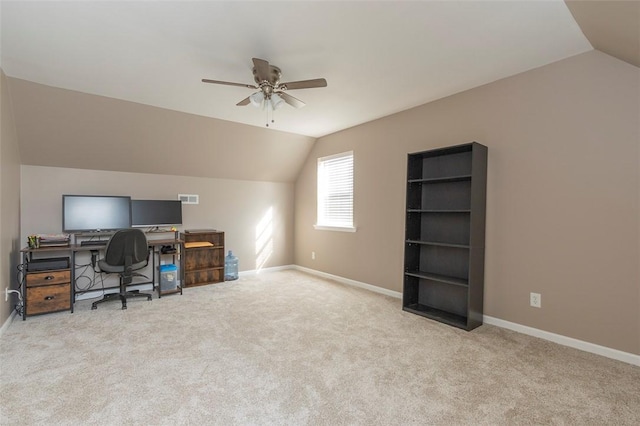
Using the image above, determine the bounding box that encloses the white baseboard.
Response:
[483,315,640,367]
[292,265,639,367]
[0,309,18,338]
[239,264,294,276]
[292,265,403,299]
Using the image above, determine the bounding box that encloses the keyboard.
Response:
[80,240,108,246]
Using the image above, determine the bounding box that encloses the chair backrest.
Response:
[103,229,149,267]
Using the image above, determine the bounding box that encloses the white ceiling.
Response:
[1,0,592,138]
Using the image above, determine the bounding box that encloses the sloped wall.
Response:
[8,78,315,183]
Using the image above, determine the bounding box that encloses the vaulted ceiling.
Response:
[1,1,638,182]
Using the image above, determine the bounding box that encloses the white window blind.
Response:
[316,151,354,231]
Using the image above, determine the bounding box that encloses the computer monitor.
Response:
[62,195,131,232]
[131,200,183,228]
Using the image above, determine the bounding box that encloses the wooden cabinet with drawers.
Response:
[25,268,72,318]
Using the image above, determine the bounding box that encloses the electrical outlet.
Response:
[530,292,541,308]
[311,251,316,260]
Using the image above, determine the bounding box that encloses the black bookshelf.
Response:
[403,142,487,331]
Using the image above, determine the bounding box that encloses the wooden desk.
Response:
[20,235,184,319]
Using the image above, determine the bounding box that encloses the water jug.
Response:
[224,250,239,281]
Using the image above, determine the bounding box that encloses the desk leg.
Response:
[22,252,27,321]
[153,247,159,299]
[70,250,75,313]
[179,247,184,295]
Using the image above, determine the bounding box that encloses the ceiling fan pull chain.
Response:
[265,98,276,127]
[266,102,270,127]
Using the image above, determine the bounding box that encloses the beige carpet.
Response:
[1,269,638,425]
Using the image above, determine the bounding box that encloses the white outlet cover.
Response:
[530,292,542,308]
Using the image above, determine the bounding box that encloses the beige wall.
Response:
[21,166,294,275]
[8,78,315,184]
[294,51,640,355]
[1,69,22,326]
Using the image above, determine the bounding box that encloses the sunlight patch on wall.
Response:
[255,206,274,271]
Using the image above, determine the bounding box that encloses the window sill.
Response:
[313,225,357,233]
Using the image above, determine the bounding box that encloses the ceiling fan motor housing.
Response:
[253,65,281,86]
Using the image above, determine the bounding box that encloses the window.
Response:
[315,151,355,232]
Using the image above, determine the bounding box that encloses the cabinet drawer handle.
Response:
[44,296,55,301]
[44,276,54,281]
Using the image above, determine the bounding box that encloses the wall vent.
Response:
[178,194,199,204]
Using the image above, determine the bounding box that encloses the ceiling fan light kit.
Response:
[270,93,285,110]
[202,58,327,127]
[249,91,264,107]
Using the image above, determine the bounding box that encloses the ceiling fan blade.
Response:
[236,97,251,106]
[278,92,306,108]
[279,78,327,90]
[202,79,257,89]
[252,58,271,83]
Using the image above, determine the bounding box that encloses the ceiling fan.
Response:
[202,58,327,126]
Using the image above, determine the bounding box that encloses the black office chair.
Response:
[92,229,152,310]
